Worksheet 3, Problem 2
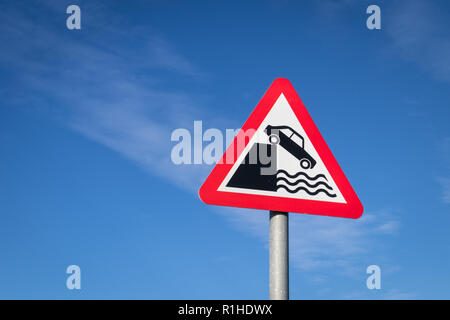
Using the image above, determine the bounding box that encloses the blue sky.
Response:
[0,0,449,299]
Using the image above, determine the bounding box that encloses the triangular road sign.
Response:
[199,78,363,219]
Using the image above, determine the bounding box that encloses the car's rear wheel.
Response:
[300,159,311,169]
[269,134,280,145]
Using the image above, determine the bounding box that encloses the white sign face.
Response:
[218,94,346,203]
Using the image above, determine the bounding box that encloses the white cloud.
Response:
[388,0,450,81]
[437,138,450,204]
[216,207,399,276]
[438,178,450,204]
[0,3,210,191]
[342,289,416,300]
[313,0,450,82]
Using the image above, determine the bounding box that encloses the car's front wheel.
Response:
[300,159,311,169]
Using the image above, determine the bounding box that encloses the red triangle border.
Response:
[199,78,363,219]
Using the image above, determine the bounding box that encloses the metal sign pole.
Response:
[269,211,289,300]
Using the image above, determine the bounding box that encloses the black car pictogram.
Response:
[265,125,317,169]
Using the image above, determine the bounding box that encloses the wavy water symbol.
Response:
[276,169,337,198]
